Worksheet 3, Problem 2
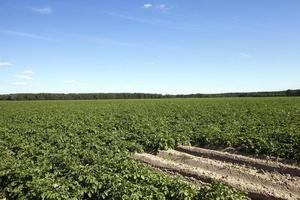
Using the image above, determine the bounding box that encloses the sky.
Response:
[0,0,299,94]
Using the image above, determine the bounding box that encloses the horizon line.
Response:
[0,89,299,96]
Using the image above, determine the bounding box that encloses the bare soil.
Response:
[134,146,300,200]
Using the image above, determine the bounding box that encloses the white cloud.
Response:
[14,74,33,80]
[240,53,252,58]
[143,4,153,8]
[64,80,80,84]
[30,6,53,14]
[12,82,27,86]
[14,70,35,81]
[22,70,35,74]
[142,3,170,11]
[0,62,12,67]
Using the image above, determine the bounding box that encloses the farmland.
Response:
[0,97,300,199]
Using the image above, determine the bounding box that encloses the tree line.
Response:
[0,89,299,101]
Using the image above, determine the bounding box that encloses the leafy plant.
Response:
[1,97,299,199]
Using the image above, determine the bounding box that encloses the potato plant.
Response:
[1,97,299,199]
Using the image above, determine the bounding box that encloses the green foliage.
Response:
[1,97,299,199]
[197,183,248,200]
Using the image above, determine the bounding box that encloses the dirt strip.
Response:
[134,149,300,200]
[176,145,300,176]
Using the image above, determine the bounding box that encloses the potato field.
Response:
[1,97,299,199]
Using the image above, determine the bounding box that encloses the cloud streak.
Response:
[22,70,35,75]
[0,30,57,41]
[0,61,12,67]
[82,35,182,51]
[102,11,213,31]
[102,11,159,25]
[30,6,53,14]
[103,11,262,32]
[83,36,139,48]
[12,82,27,86]
[13,70,35,86]
[142,3,171,11]
[143,4,152,9]
[14,74,33,80]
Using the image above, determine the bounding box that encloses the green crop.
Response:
[1,97,299,199]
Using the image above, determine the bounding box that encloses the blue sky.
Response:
[0,0,299,94]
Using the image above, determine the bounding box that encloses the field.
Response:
[1,97,300,199]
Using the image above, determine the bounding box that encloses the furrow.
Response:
[176,145,300,176]
[134,150,300,200]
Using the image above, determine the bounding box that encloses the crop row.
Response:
[1,97,299,199]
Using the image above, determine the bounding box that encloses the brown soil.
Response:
[134,146,300,200]
[176,146,300,176]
